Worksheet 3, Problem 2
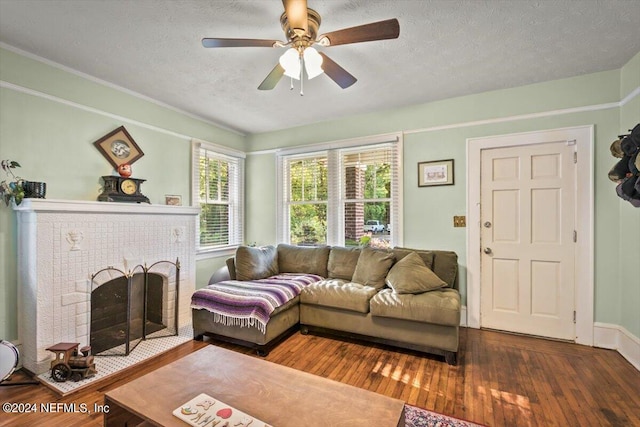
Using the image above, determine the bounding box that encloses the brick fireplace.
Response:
[14,199,199,375]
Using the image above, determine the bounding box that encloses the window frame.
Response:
[192,140,245,258]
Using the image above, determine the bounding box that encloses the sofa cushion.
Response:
[235,245,278,281]
[277,244,330,277]
[394,247,458,288]
[301,279,378,313]
[392,247,435,270]
[370,288,461,326]
[385,252,446,294]
[327,246,361,281]
[351,247,395,289]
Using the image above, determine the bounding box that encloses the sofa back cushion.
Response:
[351,247,395,289]
[277,244,330,277]
[235,245,278,281]
[327,246,361,280]
[394,247,458,288]
[392,247,435,270]
[385,252,446,294]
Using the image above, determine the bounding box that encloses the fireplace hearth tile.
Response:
[36,324,193,396]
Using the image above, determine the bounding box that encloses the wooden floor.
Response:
[1,328,638,426]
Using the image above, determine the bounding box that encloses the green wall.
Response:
[246,53,639,335]
[0,47,244,341]
[1,45,638,344]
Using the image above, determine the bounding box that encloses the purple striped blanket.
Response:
[191,273,323,332]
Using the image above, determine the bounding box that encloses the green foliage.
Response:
[290,158,328,202]
[290,203,327,245]
[0,159,24,206]
[363,163,391,223]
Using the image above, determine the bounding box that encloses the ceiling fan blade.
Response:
[318,18,400,46]
[202,38,280,48]
[319,52,357,89]
[282,0,308,34]
[258,63,285,90]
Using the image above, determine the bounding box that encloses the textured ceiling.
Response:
[1,0,639,135]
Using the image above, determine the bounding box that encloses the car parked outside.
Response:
[363,220,385,233]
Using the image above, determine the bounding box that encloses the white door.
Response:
[480,141,576,340]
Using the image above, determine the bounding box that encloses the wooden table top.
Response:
[105,344,405,427]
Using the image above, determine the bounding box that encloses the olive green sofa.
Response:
[193,243,461,364]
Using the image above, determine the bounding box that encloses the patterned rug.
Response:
[405,404,484,427]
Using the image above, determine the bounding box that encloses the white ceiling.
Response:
[1,0,639,135]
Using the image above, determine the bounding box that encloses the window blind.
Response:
[192,141,244,252]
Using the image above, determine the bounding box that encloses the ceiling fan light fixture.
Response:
[279,48,301,80]
[303,47,324,79]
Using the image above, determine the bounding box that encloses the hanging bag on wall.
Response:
[611,123,640,207]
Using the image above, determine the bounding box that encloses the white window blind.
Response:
[277,134,402,247]
[192,141,244,253]
[336,143,399,247]
[281,153,329,245]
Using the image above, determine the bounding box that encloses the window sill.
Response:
[196,245,238,261]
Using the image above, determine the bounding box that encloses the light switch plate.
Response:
[453,216,466,227]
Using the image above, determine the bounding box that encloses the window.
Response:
[277,134,402,247]
[283,154,328,245]
[192,141,244,254]
[340,145,394,247]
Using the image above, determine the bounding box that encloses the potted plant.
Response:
[1,160,25,206]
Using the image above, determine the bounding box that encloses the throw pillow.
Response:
[392,247,435,270]
[327,246,361,281]
[235,245,278,281]
[385,252,446,294]
[351,247,395,289]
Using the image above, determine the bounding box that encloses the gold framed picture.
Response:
[93,126,144,169]
[418,159,454,187]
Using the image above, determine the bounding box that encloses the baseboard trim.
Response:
[460,305,467,327]
[594,323,640,371]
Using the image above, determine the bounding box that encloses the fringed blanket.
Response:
[191,273,323,333]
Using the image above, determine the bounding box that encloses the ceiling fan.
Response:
[201,0,400,93]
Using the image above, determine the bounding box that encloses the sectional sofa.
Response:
[192,243,461,364]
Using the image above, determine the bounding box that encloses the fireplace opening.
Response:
[90,272,166,355]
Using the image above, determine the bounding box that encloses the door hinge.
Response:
[573,151,577,164]
[573,230,577,242]
[573,311,576,323]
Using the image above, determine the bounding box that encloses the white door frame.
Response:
[466,125,594,345]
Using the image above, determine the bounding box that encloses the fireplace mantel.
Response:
[14,198,200,216]
[14,198,199,374]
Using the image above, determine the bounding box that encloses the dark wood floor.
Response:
[1,328,638,426]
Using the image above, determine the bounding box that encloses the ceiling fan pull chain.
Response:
[300,56,304,96]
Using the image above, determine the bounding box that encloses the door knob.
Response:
[483,247,492,254]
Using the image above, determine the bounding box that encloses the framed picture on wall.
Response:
[165,195,182,206]
[93,126,144,170]
[418,159,454,187]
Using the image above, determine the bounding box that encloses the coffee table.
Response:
[104,345,405,426]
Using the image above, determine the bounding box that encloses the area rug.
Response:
[405,404,484,427]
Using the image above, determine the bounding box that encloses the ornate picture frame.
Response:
[93,126,144,169]
[418,159,454,187]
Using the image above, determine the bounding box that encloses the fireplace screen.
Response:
[90,259,180,356]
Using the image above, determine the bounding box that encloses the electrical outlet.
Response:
[453,216,466,227]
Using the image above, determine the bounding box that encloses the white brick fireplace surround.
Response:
[14,199,199,375]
